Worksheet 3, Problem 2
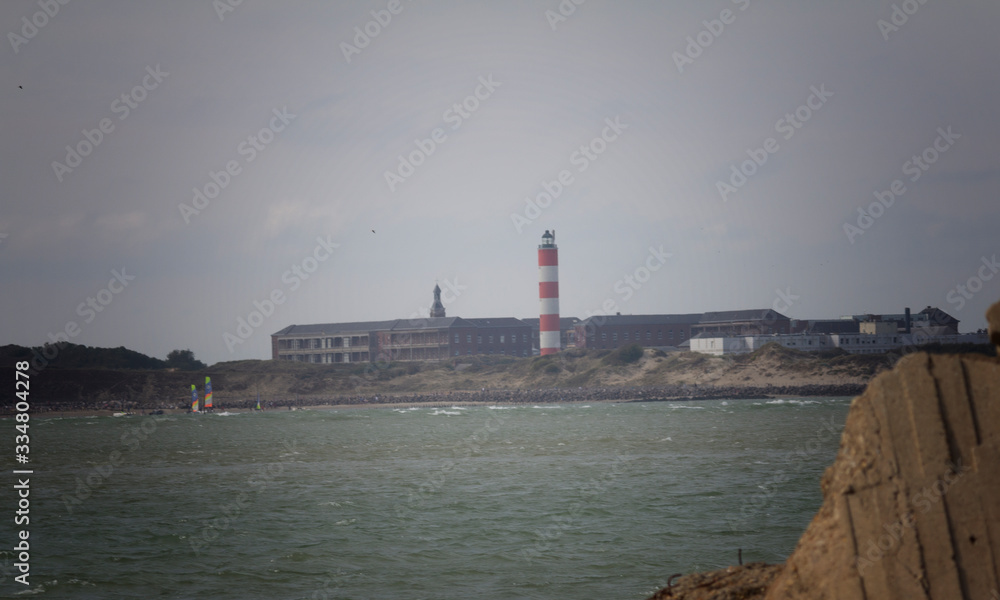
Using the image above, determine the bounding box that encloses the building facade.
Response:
[690,330,988,356]
[272,317,533,363]
[574,314,703,350]
[523,316,580,353]
[691,309,791,336]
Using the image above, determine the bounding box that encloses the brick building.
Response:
[272,316,533,363]
[691,309,790,336]
[271,286,532,363]
[574,314,703,349]
[522,317,580,352]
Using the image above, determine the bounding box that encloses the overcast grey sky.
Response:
[2,0,998,365]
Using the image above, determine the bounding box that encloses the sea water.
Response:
[6,397,850,599]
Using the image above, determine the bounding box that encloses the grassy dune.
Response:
[6,343,913,409]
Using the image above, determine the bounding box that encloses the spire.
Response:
[430,283,445,318]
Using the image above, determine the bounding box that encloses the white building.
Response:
[690,331,989,356]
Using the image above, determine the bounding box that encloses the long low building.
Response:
[690,330,989,356]
[574,313,703,349]
[272,316,533,363]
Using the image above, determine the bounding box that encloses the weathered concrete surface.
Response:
[648,300,1000,600]
[988,301,1000,353]
[764,349,999,600]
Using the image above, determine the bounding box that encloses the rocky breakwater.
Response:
[648,300,1000,600]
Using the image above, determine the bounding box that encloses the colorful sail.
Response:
[205,377,213,409]
[191,384,199,412]
[255,390,261,411]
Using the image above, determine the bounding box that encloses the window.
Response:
[657,330,663,340]
[488,335,494,343]
[454,334,459,343]
[500,335,505,343]
[613,333,618,341]
[624,332,630,341]
[646,330,651,340]
[478,335,482,344]
[467,334,472,343]
[602,333,607,341]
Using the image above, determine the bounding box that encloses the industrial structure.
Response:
[538,230,560,356]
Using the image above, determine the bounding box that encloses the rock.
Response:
[646,563,783,600]
[764,346,1000,599]
[988,301,1000,354]
[647,300,1000,600]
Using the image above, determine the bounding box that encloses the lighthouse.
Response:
[538,230,560,355]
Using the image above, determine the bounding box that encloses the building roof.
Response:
[272,320,398,336]
[576,313,703,327]
[387,317,467,330]
[463,317,531,328]
[273,316,531,337]
[848,307,959,327]
[918,306,959,326]
[698,309,788,323]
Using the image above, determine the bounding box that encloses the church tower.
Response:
[430,284,446,318]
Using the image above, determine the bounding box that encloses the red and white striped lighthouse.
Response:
[538,230,560,356]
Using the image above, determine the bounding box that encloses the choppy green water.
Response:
[4,397,850,599]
